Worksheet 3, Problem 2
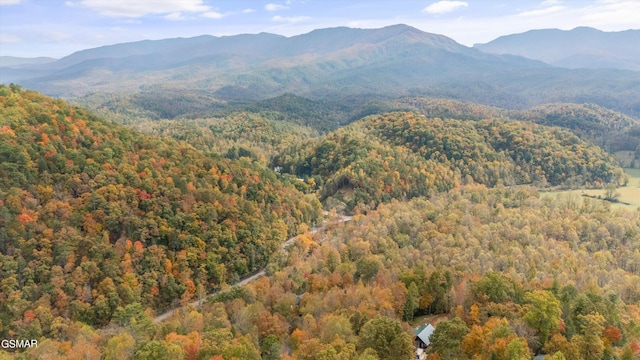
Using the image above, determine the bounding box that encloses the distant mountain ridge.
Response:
[2,24,639,117]
[474,27,640,71]
[2,25,464,77]
[0,56,57,67]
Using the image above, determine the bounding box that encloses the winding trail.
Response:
[153,214,353,324]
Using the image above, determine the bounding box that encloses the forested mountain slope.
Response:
[78,91,640,175]
[274,112,626,212]
[0,85,322,340]
[130,112,318,166]
[3,25,640,117]
[517,103,640,158]
[393,98,640,167]
[76,89,640,156]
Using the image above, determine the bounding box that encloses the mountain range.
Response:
[0,56,57,67]
[474,27,640,71]
[2,24,639,118]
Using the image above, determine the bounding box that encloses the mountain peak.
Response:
[380,23,422,32]
[570,26,599,32]
[369,24,461,49]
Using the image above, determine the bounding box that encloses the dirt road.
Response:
[152,214,352,323]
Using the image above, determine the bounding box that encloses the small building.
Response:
[414,323,435,349]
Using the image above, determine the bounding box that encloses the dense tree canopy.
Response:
[0,85,321,339]
[2,85,639,359]
[275,111,625,212]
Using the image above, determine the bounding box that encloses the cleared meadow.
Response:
[541,168,640,211]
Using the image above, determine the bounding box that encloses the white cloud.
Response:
[73,0,210,17]
[407,0,639,47]
[165,12,186,20]
[423,1,468,14]
[272,15,309,23]
[0,0,22,5]
[580,0,640,28]
[266,3,288,12]
[242,8,255,13]
[202,11,225,19]
[0,34,21,43]
[46,32,73,42]
[516,5,566,17]
[120,19,142,24]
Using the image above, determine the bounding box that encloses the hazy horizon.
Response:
[1,0,638,58]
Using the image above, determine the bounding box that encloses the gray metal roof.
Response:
[414,323,435,346]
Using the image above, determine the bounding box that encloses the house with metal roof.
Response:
[414,323,435,348]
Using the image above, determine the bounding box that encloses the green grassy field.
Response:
[410,314,450,328]
[541,168,640,211]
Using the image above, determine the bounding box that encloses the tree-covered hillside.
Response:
[14,185,636,359]
[241,186,639,359]
[130,112,318,166]
[75,91,640,172]
[393,98,640,168]
[258,185,640,360]
[0,84,322,339]
[274,112,626,212]
[516,103,640,165]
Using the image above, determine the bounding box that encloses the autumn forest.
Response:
[1,73,639,360]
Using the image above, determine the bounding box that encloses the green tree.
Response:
[105,333,136,360]
[428,317,470,359]
[523,290,561,344]
[403,282,419,321]
[134,340,185,360]
[349,311,367,335]
[359,316,413,360]
[505,338,531,360]
[355,255,382,283]
[222,335,261,360]
[604,183,620,201]
[472,272,522,304]
[549,352,567,360]
[261,334,282,360]
[574,313,606,360]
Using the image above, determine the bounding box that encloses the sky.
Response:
[0,0,638,58]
